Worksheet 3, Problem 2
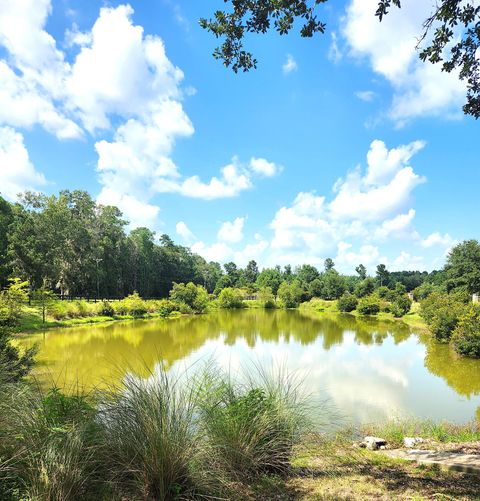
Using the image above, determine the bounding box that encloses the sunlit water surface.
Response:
[20,309,480,424]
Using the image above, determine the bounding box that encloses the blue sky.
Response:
[0,0,478,273]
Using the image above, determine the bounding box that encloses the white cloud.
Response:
[234,238,269,267]
[421,232,454,249]
[335,242,381,270]
[328,32,342,63]
[355,90,375,102]
[190,241,233,263]
[97,187,160,230]
[176,221,196,243]
[249,157,281,177]
[391,251,425,271]
[0,127,46,201]
[342,0,466,123]
[266,140,426,268]
[218,217,245,244]
[282,54,298,74]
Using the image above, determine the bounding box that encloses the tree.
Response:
[355,264,367,280]
[0,196,13,287]
[201,0,480,118]
[224,262,240,286]
[324,258,335,271]
[376,264,390,287]
[277,281,303,308]
[256,268,283,296]
[0,279,36,382]
[321,270,345,300]
[244,260,259,284]
[296,264,319,285]
[444,240,480,295]
[354,278,375,298]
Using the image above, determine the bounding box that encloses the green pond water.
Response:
[20,309,480,424]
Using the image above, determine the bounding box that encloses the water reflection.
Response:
[20,309,480,423]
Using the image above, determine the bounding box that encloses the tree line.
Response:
[1,190,479,302]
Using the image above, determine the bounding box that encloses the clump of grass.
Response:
[0,380,99,501]
[97,369,212,500]
[195,364,312,482]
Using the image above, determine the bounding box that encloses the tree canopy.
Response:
[200,0,480,118]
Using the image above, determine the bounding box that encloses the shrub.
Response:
[391,295,412,318]
[218,287,245,309]
[420,293,467,342]
[357,296,380,315]
[97,300,115,317]
[277,281,303,309]
[412,283,436,301]
[337,293,358,312]
[452,306,480,358]
[156,299,181,317]
[169,282,209,313]
[258,287,276,308]
[196,366,311,481]
[117,292,147,317]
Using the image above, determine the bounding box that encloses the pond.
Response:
[20,309,480,424]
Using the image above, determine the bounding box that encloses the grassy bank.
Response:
[300,298,429,331]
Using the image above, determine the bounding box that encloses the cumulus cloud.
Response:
[282,54,298,74]
[249,157,281,177]
[421,232,455,249]
[217,217,245,244]
[0,127,46,201]
[176,221,196,243]
[341,0,466,123]
[266,139,427,269]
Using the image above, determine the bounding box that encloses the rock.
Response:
[361,436,387,450]
[404,437,424,448]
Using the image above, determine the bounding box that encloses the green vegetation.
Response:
[0,362,312,501]
[357,295,381,316]
[337,292,358,312]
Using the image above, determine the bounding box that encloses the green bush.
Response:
[412,283,436,301]
[169,282,209,313]
[337,293,358,312]
[420,293,467,342]
[97,300,115,317]
[357,295,381,315]
[452,306,480,358]
[277,281,303,308]
[258,287,276,308]
[116,292,147,317]
[391,295,412,318]
[218,287,245,309]
[156,299,181,317]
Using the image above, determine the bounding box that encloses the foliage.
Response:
[391,295,412,318]
[156,299,181,317]
[337,292,358,313]
[355,264,367,280]
[218,287,245,309]
[355,278,376,298]
[256,267,283,296]
[320,270,346,300]
[201,1,480,118]
[445,240,480,294]
[277,281,303,308]
[376,264,390,287]
[0,280,36,382]
[357,295,381,315]
[116,292,148,317]
[258,286,276,309]
[420,293,467,342]
[97,300,115,317]
[451,305,480,358]
[199,0,326,72]
[412,282,437,301]
[169,281,209,313]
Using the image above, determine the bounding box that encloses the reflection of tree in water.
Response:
[23,309,480,400]
[423,335,480,398]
